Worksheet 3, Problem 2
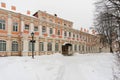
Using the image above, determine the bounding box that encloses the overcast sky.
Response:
[0,0,95,30]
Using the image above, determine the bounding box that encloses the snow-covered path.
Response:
[0,53,116,80]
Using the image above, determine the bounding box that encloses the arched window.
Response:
[12,41,18,51]
[55,43,59,51]
[0,40,6,51]
[47,42,52,51]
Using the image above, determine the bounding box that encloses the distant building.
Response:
[0,8,100,56]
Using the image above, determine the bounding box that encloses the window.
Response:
[64,24,66,26]
[42,26,46,34]
[42,17,46,20]
[13,22,18,32]
[77,35,79,38]
[49,19,53,22]
[0,20,5,30]
[69,25,71,27]
[55,43,59,51]
[74,44,77,51]
[50,28,53,34]
[73,34,75,38]
[0,40,6,51]
[64,31,67,37]
[79,45,81,51]
[39,42,44,51]
[58,22,60,24]
[82,45,84,51]
[25,24,29,30]
[47,42,52,51]
[34,26,38,31]
[69,32,71,37]
[12,41,18,51]
[58,30,60,35]
[29,41,35,51]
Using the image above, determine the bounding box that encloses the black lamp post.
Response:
[30,32,35,59]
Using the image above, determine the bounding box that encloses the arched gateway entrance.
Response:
[62,42,73,56]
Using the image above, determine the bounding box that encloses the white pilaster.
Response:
[22,39,28,56]
[30,23,34,33]
[52,42,55,52]
[44,42,47,54]
[21,21,24,32]
[6,39,11,56]
[35,38,39,55]
[39,25,42,37]
[7,14,12,36]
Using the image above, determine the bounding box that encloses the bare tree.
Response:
[95,0,118,53]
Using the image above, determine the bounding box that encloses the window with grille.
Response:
[0,20,5,30]
[12,41,18,51]
[0,40,6,51]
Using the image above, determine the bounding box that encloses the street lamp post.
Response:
[31,32,35,59]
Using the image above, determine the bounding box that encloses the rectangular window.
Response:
[64,31,67,37]
[58,30,60,35]
[39,42,44,51]
[82,45,84,51]
[64,24,66,26]
[55,43,59,51]
[47,42,52,51]
[77,35,79,38]
[12,41,18,51]
[0,20,5,30]
[74,45,77,51]
[79,45,81,51]
[0,40,6,51]
[29,41,35,51]
[42,26,46,34]
[13,23,18,32]
[50,28,53,34]
[69,32,71,37]
[34,26,38,31]
[25,24,29,30]
[73,34,75,38]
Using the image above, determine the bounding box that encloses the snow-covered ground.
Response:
[0,53,119,80]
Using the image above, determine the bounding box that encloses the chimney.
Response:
[54,14,57,17]
[1,2,6,8]
[84,28,86,32]
[27,10,31,15]
[80,27,83,31]
[11,6,16,11]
